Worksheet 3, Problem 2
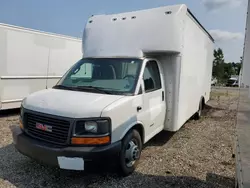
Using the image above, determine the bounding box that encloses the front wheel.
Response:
[118,129,142,176]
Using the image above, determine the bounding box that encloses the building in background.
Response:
[242,0,250,95]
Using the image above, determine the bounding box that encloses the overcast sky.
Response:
[0,0,248,62]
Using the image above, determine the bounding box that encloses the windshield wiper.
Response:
[53,85,113,94]
[75,86,113,94]
[53,85,75,90]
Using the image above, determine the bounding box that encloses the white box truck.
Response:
[0,23,82,110]
[12,4,214,176]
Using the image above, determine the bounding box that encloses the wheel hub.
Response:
[125,140,140,167]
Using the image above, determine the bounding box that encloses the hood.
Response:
[23,88,124,118]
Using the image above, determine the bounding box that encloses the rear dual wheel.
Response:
[194,99,204,120]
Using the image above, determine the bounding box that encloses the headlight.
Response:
[72,119,111,145]
[73,119,110,136]
[85,121,98,133]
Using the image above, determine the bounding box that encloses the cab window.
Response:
[143,61,162,92]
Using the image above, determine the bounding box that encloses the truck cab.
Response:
[14,57,166,175]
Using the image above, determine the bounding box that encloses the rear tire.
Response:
[118,129,142,176]
[194,99,203,120]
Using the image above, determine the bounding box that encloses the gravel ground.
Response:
[0,87,239,188]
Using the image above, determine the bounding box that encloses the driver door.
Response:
[139,60,166,142]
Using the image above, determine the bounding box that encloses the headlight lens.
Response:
[73,119,110,136]
[84,121,98,133]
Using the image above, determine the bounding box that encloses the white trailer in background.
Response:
[0,23,82,110]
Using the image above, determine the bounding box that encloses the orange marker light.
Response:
[71,136,110,145]
[19,119,24,129]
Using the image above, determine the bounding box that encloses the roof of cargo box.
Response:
[82,4,214,58]
[186,9,214,42]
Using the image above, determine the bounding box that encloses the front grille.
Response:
[25,113,71,145]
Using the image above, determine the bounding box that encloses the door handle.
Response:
[162,91,165,101]
[137,106,142,112]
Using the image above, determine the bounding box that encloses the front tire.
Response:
[118,129,142,176]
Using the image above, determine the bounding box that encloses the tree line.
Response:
[212,48,242,84]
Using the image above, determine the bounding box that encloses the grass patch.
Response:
[210,92,229,100]
[210,90,239,99]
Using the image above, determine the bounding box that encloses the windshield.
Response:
[55,58,143,95]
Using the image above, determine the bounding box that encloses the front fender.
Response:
[111,115,144,144]
[119,120,144,142]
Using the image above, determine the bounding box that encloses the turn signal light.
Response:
[19,119,24,129]
[71,136,110,145]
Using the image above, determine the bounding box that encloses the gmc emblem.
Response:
[36,123,53,132]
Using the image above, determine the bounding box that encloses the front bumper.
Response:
[12,126,121,169]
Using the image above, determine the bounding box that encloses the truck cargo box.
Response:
[83,4,214,131]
